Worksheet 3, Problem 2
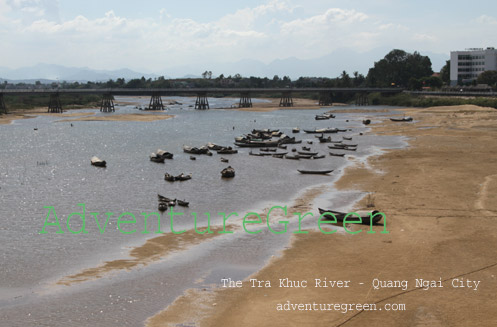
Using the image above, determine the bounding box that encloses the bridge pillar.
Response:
[0,94,7,114]
[279,91,293,107]
[195,92,209,110]
[318,92,333,106]
[48,93,63,113]
[100,93,115,112]
[147,93,165,110]
[355,93,369,106]
[239,92,252,108]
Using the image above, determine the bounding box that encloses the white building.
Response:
[450,47,497,85]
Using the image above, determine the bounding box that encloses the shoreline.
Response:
[146,104,497,326]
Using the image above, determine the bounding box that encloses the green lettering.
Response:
[318,212,337,234]
[192,212,214,234]
[90,212,113,234]
[267,205,289,235]
[117,212,137,234]
[140,212,162,234]
[293,211,313,234]
[168,207,185,234]
[39,206,64,234]
[66,203,88,234]
[343,212,362,235]
[242,212,262,234]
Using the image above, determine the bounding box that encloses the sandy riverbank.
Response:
[236,97,345,112]
[146,104,497,327]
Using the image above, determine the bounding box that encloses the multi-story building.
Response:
[450,47,497,85]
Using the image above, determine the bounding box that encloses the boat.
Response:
[158,194,175,203]
[297,169,333,174]
[156,150,173,159]
[343,136,353,141]
[220,157,229,163]
[207,142,226,150]
[175,173,192,181]
[299,154,313,159]
[329,152,346,157]
[328,146,356,151]
[221,166,235,178]
[307,141,313,144]
[164,173,176,181]
[285,154,300,160]
[177,200,189,207]
[390,116,413,122]
[260,148,277,152]
[183,145,211,155]
[272,153,286,158]
[292,128,300,133]
[91,156,106,167]
[303,128,338,134]
[217,147,238,154]
[234,140,279,148]
[302,146,311,151]
[318,208,382,225]
[312,154,325,159]
[298,151,318,156]
[318,136,332,143]
[249,151,264,156]
[362,119,371,125]
[190,156,196,160]
[150,154,165,163]
[278,144,287,149]
[315,115,330,120]
[158,202,168,212]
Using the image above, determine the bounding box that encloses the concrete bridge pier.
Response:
[0,94,7,114]
[355,93,369,106]
[48,93,63,113]
[195,92,209,110]
[147,93,164,110]
[279,91,293,107]
[100,94,115,112]
[239,92,252,108]
[318,92,333,106]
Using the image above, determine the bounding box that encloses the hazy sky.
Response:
[1,0,496,72]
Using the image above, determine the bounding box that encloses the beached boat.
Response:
[390,116,413,122]
[312,155,325,159]
[318,208,382,225]
[164,173,175,181]
[91,156,106,167]
[298,151,318,156]
[292,128,300,133]
[221,166,235,178]
[343,136,353,141]
[285,154,300,160]
[315,115,330,120]
[297,169,333,174]
[329,152,346,157]
[328,146,356,151]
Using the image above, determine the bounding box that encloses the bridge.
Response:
[0,87,403,114]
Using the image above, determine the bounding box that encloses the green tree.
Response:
[367,49,433,87]
[439,60,450,84]
[476,70,497,87]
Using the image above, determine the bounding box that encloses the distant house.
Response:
[450,47,497,85]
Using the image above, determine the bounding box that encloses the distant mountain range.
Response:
[0,48,448,83]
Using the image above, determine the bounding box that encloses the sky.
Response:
[1,0,496,75]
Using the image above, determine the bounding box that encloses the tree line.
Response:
[2,49,497,91]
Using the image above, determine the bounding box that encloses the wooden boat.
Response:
[234,140,279,148]
[328,146,356,151]
[164,173,176,181]
[91,156,106,167]
[318,208,382,225]
[150,154,165,163]
[177,200,189,207]
[175,173,192,181]
[336,128,348,132]
[278,144,287,149]
[249,151,264,156]
[220,157,229,163]
[158,194,175,203]
[260,148,277,152]
[158,202,168,212]
[285,154,300,160]
[272,153,285,158]
[183,145,211,155]
[329,152,346,157]
[390,116,413,122]
[304,128,338,134]
[307,141,313,144]
[190,156,196,160]
[299,154,313,159]
[298,151,318,156]
[221,166,235,178]
[297,169,333,174]
[362,119,371,125]
[156,150,173,159]
[343,136,353,141]
[217,147,238,154]
[318,136,332,143]
[292,128,300,133]
[302,146,311,151]
[312,155,325,159]
[315,115,330,120]
[207,142,226,150]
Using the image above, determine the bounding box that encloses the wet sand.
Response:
[146,104,497,327]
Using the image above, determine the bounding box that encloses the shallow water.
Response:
[0,97,407,326]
